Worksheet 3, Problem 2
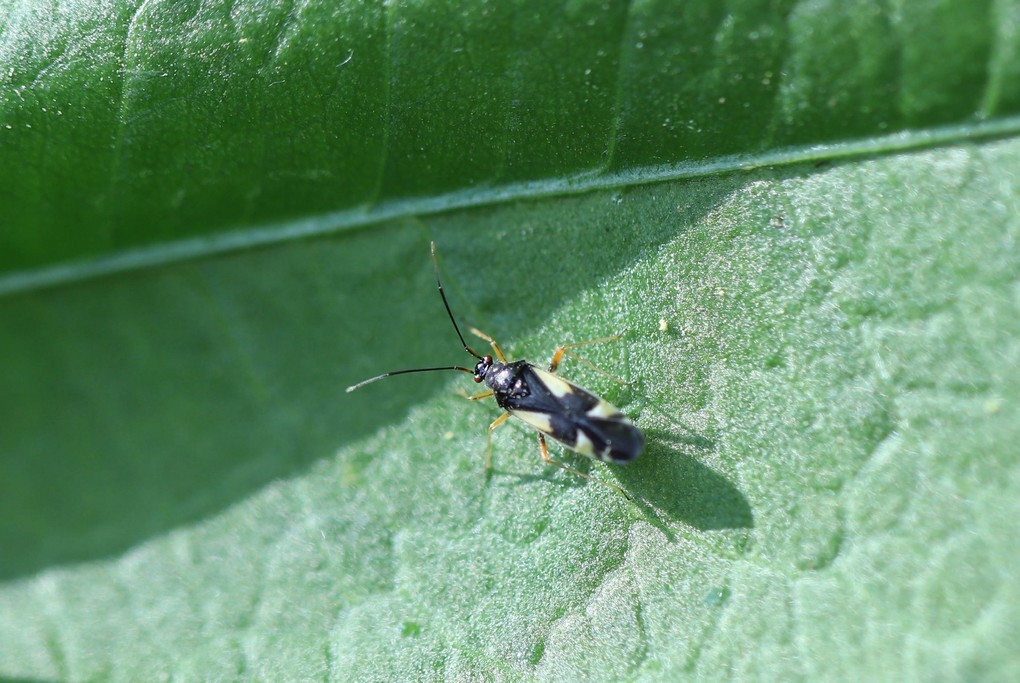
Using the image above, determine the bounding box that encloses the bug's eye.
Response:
[473,375,484,383]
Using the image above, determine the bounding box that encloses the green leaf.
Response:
[3,0,1018,280]
[2,0,1020,681]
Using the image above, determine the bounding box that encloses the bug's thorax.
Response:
[474,356,530,408]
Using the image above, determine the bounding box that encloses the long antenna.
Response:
[346,365,474,393]
[431,241,483,360]
[346,242,483,393]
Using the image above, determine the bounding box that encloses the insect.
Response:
[346,242,643,493]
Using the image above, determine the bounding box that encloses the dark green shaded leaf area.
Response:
[2,0,1020,680]
[2,0,1020,273]
[2,139,1019,680]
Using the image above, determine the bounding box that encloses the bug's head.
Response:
[473,355,493,383]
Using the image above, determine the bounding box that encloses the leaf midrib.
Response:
[2,114,1018,298]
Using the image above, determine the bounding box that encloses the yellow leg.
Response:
[458,389,494,401]
[486,412,511,471]
[469,327,507,362]
[538,434,632,499]
[548,334,629,385]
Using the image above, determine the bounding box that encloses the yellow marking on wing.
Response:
[533,367,629,420]
[572,429,595,456]
[530,367,575,398]
[510,409,554,434]
[585,400,625,420]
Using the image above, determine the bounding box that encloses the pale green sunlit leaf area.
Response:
[2,0,1018,681]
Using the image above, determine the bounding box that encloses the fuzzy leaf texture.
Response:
[1,0,1019,681]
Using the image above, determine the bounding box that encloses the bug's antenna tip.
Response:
[345,377,376,392]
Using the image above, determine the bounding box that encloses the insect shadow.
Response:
[481,423,752,537]
[614,428,753,533]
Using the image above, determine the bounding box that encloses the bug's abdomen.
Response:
[566,415,643,463]
[510,409,643,463]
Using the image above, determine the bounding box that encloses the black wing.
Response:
[505,365,642,463]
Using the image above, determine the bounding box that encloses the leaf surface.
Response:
[1,0,1019,680]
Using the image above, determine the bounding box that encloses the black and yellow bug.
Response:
[346,242,643,491]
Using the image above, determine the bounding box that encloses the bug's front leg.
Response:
[469,327,508,363]
[486,412,511,472]
[458,389,494,401]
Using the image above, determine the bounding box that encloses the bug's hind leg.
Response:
[538,434,632,500]
[548,334,629,385]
